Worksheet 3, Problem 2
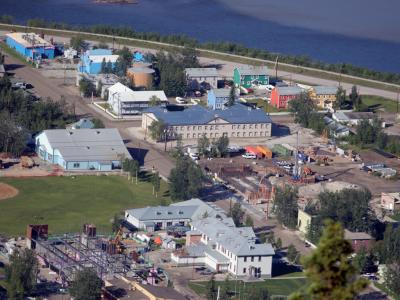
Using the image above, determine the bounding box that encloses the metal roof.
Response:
[39,128,131,162]
[185,67,219,78]
[313,86,338,95]
[126,205,198,221]
[127,67,155,74]
[236,65,268,76]
[6,32,54,48]
[210,88,230,98]
[108,83,167,102]
[344,112,374,120]
[145,103,272,126]
[344,229,373,240]
[276,86,303,96]
[191,217,275,257]
[69,118,95,129]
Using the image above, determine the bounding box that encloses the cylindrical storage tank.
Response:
[132,62,152,68]
[126,67,155,89]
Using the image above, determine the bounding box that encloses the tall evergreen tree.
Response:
[70,268,102,300]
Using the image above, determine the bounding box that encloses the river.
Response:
[2,0,400,73]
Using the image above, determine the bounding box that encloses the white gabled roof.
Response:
[89,55,119,64]
[108,83,167,102]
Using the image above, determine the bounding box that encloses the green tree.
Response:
[305,221,323,245]
[219,276,231,300]
[122,158,140,184]
[5,249,38,300]
[197,133,210,157]
[273,185,298,229]
[353,247,376,274]
[0,15,14,24]
[375,224,400,264]
[79,78,96,97]
[349,85,361,110]
[245,215,254,227]
[214,135,229,157]
[384,263,400,296]
[114,47,132,76]
[70,268,102,300]
[287,244,299,264]
[70,35,88,52]
[275,237,282,250]
[169,156,203,200]
[227,85,236,106]
[335,86,347,109]
[258,232,267,244]
[100,58,107,74]
[106,60,113,74]
[289,221,368,300]
[148,119,167,142]
[248,287,270,300]
[149,95,161,107]
[152,171,161,198]
[111,213,123,233]
[228,202,245,227]
[92,118,105,129]
[205,275,217,300]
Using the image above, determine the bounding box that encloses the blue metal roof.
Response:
[145,104,272,125]
[87,49,112,56]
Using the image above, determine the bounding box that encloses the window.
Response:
[251,256,254,262]
[210,133,213,138]
[198,126,202,130]
[242,124,246,129]
[167,222,172,226]
[193,133,196,138]
[254,124,258,129]
[232,125,235,129]
[73,163,80,168]
[210,125,213,130]
[244,257,247,262]
[187,133,190,138]
[254,132,257,136]
[258,256,261,262]
[193,126,196,130]
[249,124,252,129]
[243,268,247,274]
[187,126,190,130]
[243,132,246,137]
[47,154,53,161]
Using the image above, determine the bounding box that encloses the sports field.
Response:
[0,175,170,236]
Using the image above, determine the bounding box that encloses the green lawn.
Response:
[189,278,307,298]
[374,282,400,300]
[361,95,399,113]
[0,175,170,237]
[245,99,288,113]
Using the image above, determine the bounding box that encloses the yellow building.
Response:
[309,86,338,109]
[297,209,314,235]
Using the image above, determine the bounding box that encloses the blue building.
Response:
[35,128,132,171]
[6,32,55,60]
[207,88,232,110]
[78,49,119,74]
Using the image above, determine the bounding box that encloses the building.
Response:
[68,118,95,130]
[78,49,119,75]
[381,192,400,211]
[233,66,269,89]
[309,86,338,109]
[125,198,226,232]
[344,229,374,252]
[126,66,155,89]
[77,72,120,98]
[35,128,131,171]
[297,209,314,235]
[207,88,232,109]
[172,217,275,278]
[324,116,350,138]
[332,111,374,126]
[185,68,219,89]
[270,86,303,109]
[142,104,272,141]
[5,32,55,60]
[108,83,168,116]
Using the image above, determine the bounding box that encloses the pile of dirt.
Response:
[0,182,19,200]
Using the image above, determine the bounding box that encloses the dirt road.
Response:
[3,53,175,178]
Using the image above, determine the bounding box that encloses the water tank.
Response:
[127,67,155,89]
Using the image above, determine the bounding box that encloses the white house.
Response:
[185,68,220,89]
[172,217,275,278]
[35,128,131,171]
[333,112,374,126]
[107,82,168,116]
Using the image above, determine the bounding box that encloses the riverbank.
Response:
[1,23,398,95]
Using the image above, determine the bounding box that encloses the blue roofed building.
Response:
[35,128,131,171]
[78,49,119,74]
[142,103,272,140]
[207,88,233,109]
[6,32,55,60]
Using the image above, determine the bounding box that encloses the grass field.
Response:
[362,95,399,113]
[0,175,170,236]
[189,277,307,298]
[245,99,287,113]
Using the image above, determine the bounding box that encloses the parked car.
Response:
[242,153,256,159]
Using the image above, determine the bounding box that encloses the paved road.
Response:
[3,52,175,178]
[6,30,399,101]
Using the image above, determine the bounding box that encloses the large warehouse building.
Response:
[5,32,55,60]
[35,128,132,171]
[142,103,272,141]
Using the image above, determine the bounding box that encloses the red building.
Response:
[344,229,374,252]
[270,86,303,109]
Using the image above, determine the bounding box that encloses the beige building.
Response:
[309,86,338,109]
[297,209,314,235]
[381,192,400,211]
[142,104,272,141]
